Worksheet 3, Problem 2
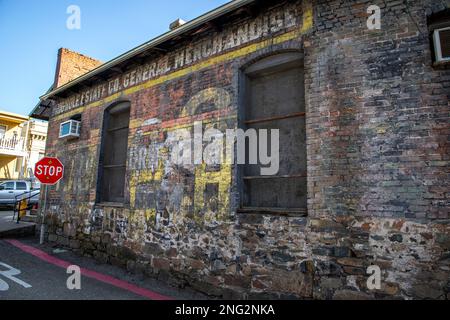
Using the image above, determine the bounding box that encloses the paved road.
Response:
[0,210,14,223]
[0,238,206,300]
[0,210,35,237]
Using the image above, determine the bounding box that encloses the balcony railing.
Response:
[0,136,26,155]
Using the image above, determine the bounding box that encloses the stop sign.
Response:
[34,157,64,185]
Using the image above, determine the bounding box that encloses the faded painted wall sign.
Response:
[128,87,233,220]
[53,2,305,116]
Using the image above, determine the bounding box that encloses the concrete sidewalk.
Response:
[0,209,36,238]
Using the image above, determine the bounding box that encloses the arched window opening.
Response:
[98,101,131,204]
[239,52,307,215]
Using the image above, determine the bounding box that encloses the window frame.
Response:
[237,52,307,217]
[96,101,131,205]
[433,26,450,62]
[0,125,7,138]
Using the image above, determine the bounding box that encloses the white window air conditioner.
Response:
[59,120,81,139]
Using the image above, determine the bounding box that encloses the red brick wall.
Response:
[54,48,102,88]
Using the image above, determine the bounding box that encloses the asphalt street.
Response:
[0,237,206,300]
[0,210,14,223]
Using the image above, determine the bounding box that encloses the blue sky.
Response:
[0,0,229,116]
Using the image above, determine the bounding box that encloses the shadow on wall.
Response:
[0,159,13,179]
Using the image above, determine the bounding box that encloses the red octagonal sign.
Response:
[34,157,64,185]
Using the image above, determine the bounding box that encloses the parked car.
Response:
[0,180,40,208]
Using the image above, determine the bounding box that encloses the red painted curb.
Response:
[4,239,173,300]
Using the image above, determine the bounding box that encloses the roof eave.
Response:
[30,85,54,120]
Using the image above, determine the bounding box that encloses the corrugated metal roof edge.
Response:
[30,85,54,120]
[40,0,255,101]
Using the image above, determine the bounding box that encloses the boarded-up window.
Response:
[98,102,130,203]
[240,52,307,214]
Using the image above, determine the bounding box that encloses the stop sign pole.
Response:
[34,157,64,244]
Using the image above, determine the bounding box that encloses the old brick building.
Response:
[33,0,450,299]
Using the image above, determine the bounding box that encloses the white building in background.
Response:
[24,119,48,178]
[0,110,47,180]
